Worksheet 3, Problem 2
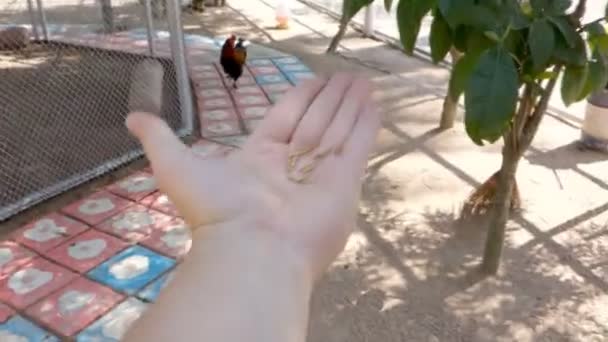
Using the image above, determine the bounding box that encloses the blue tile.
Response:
[277,63,311,73]
[88,245,175,295]
[272,56,301,65]
[76,297,147,341]
[285,71,316,85]
[255,74,288,85]
[137,270,176,302]
[248,58,274,66]
[0,315,59,341]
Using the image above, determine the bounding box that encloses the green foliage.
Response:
[465,47,518,145]
[397,0,436,54]
[396,0,608,143]
[430,11,452,63]
[343,0,375,22]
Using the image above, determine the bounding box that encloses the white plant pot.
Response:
[581,90,608,152]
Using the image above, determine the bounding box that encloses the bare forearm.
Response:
[125,221,313,342]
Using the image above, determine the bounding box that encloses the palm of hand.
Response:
[127,74,379,277]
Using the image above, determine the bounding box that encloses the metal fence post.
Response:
[26,0,40,41]
[364,5,374,36]
[166,0,194,134]
[34,0,49,40]
[143,0,157,56]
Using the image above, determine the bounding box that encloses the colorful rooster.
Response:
[220,35,248,89]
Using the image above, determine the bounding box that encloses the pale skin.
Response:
[124,73,380,342]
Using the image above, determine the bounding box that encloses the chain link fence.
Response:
[0,0,194,221]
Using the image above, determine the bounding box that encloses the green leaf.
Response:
[549,16,578,48]
[430,12,452,63]
[578,52,608,101]
[452,25,469,52]
[561,64,589,106]
[484,31,500,42]
[552,32,587,67]
[449,53,479,99]
[464,47,519,145]
[438,0,474,28]
[466,30,495,57]
[528,19,555,71]
[343,0,375,21]
[397,0,436,54]
[384,0,393,12]
[549,0,571,15]
[506,0,531,29]
[530,0,548,15]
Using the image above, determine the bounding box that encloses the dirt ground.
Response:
[2,0,608,341]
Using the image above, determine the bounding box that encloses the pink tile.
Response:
[140,193,179,217]
[198,96,233,110]
[0,302,14,323]
[201,120,242,138]
[261,82,293,94]
[197,87,230,99]
[190,64,216,72]
[236,75,256,86]
[96,205,176,243]
[234,94,270,107]
[106,172,157,201]
[245,119,263,133]
[45,229,129,273]
[233,85,264,96]
[238,106,270,119]
[12,213,88,254]
[0,241,36,278]
[249,65,280,75]
[191,70,221,80]
[190,140,234,158]
[61,191,133,226]
[140,218,192,259]
[26,277,124,337]
[195,78,225,89]
[199,107,238,122]
[0,258,77,310]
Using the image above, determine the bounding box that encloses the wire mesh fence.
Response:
[0,0,192,221]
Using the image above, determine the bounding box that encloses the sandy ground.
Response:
[2,0,608,340]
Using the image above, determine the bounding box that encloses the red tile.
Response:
[11,214,88,254]
[106,172,157,201]
[191,69,221,80]
[261,82,293,94]
[238,105,270,119]
[61,191,133,226]
[199,107,238,122]
[195,78,225,89]
[249,65,280,75]
[0,258,77,310]
[198,96,233,110]
[201,120,242,138]
[26,277,124,337]
[96,205,175,243]
[197,88,230,99]
[0,241,37,279]
[140,193,179,217]
[233,85,264,96]
[45,229,129,273]
[234,94,270,107]
[140,218,192,259]
[190,140,234,158]
[0,302,14,323]
[236,75,256,86]
[190,64,217,72]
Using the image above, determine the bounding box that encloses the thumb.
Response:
[126,111,189,186]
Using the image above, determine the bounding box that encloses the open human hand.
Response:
[126,73,379,279]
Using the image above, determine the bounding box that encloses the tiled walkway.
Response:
[0,26,314,340]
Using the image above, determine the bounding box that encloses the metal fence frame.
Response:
[0,0,194,221]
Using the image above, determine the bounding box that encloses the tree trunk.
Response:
[327,13,349,54]
[100,0,114,33]
[480,140,521,275]
[439,48,463,129]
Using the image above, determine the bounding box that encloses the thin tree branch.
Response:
[573,0,587,21]
[520,65,562,151]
